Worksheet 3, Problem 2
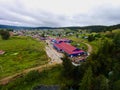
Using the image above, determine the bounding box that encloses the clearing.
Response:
[0,36,48,79]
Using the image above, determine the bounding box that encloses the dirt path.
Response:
[0,41,63,85]
[0,62,60,85]
[82,42,92,54]
[45,40,63,63]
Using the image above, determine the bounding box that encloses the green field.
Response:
[0,65,63,90]
[0,65,74,90]
[0,36,48,79]
[68,36,88,51]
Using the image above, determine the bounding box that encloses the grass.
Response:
[67,36,88,51]
[88,37,112,53]
[0,36,48,79]
[112,29,120,33]
[88,40,99,53]
[0,65,75,90]
[64,34,101,53]
[0,65,63,90]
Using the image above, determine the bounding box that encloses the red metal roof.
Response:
[54,42,84,55]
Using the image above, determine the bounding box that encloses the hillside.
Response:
[0,24,120,32]
[0,25,55,30]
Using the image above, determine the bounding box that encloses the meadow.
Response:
[67,36,88,51]
[0,36,48,79]
[0,65,63,90]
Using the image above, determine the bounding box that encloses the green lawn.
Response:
[0,36,48,79]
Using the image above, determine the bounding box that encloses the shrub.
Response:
[0,30,10,40]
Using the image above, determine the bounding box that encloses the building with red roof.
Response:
[53,42,85,57]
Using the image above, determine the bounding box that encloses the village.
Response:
[49,38,88,65]
[0,29,89,66]
[15,30,89,65]
[0,0,120,89]
[0,29,92,86]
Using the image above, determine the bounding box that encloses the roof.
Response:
[51,38,70,43]
[54,42,84,55]
[56,38,70,41]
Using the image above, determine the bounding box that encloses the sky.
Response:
[0,0,120,27]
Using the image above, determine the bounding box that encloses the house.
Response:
[0,50,5,55]
[40,37,46,40]
[51,38,71,43]
[53,42,85,57]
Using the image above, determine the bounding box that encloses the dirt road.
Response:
[45,40,63,64]
[82,42,92,53]
[0,40,63,85]
[0,62,60,85]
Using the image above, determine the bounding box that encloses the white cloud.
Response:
[0,0,120,27]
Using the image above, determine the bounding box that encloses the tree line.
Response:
[61,31,120,90]
[0,30,10,40]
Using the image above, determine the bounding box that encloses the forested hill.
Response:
[0,24,120,31]
[62,24,120,32]
[0,25,54,30]
[0,25,32,29]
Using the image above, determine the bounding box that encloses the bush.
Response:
[88,34,95,42]
[23,70,40,82]
[1,70,41,90]
[0,30,10,40]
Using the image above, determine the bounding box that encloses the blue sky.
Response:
[0,0,120,27]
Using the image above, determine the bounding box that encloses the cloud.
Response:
[0,0,120,27]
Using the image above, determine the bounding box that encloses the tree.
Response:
[105,31,113,38]
[88,35,95,42]
[113,32,120,46]
[76,34,79,38]
[94,75,109,90]
[72,66,82,89]
[41,33,45,37]
[89,39,114,76]
[109,63,120,90]
[113,80,120,90]
[72,66,81,81]
[62,55,74,78]
[80,66,93,90]
[0,30,10,40]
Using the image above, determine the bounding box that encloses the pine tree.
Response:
[80,66,93,90]
[0,30,10,40]
[62,55,74,78]
[109,63,120,90]
[113,32,120,48]
[113,80,120,90]
[94,75,109,90]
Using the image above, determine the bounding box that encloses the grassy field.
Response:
[67,36,88,51]
[0,36,48,79]
[0,65,63,90]
[88,40,100,52]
